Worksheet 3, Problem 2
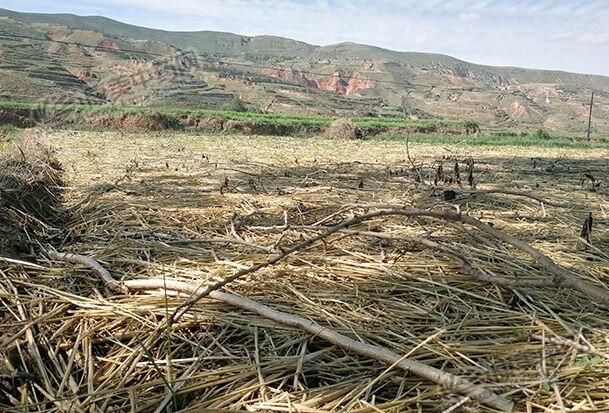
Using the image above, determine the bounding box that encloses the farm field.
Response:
[2,100,608,149]
[0,100,473,131]
[2,3,609,412]
[1,129,609,412]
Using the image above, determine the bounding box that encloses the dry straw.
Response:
[1,130,609,412]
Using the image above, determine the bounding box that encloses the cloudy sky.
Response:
[1,0,608,75]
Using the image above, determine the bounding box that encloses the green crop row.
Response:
[378,132,609,149]
[0,100,474,129]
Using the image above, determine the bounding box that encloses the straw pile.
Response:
[0,137,64,254]
[1,130,609,412]
[324,118,362,140]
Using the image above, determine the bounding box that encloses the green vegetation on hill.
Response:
[0,8,314,57]
[1,8,608,133]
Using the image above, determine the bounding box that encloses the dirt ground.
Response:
[2,129,609,412]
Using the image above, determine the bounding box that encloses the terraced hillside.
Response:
[0,8,608,132]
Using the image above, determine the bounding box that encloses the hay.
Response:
[121,112,172,131]
[47,251,513,410]
[324,118,362,140]
[0,137,64,254]
[2,130,609,412]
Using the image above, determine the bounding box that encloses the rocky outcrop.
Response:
[260,68,318,88]
[507,101,529,119]
[70,68,97,80]
[45,30,71,41]
[318,72,372,95]
[259,68,372,96]
[318,72,348,94]
[345,73,373,95]
[96,38,119,52]
[500,99,545,124]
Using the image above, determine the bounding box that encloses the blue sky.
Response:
[1,0,608,75]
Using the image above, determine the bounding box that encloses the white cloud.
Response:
[552,31,609,46]
[458,12,479,21]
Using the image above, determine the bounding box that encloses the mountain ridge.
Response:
[0,8,607,132]
[3,7,608,80]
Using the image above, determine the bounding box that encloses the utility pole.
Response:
[587,90,595,140]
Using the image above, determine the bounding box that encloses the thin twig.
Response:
[530,334,609,360]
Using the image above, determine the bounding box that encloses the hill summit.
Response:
[0,8,607,132]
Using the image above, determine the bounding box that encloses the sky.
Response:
[1,0,608,75]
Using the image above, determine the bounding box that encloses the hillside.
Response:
[0,7,607,132]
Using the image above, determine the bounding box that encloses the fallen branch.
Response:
[247,205,609,306]
[47,251,129,294]
[454,210,609,306]
[48,252,514,411]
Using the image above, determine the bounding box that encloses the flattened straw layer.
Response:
[48,251,514,411]
[4,132,609,412]
[0,137,64,253]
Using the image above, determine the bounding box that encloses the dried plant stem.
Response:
[433,188,568,208]
[315,227,552,288]
[339,206,609,306]
[169,211,393,322]
[48,251,514,411]
[530,334,609,360]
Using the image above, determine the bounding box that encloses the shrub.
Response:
[533,128,551,140]
[463,121,481,135]
[222,97,247,113]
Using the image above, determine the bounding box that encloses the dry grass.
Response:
[0,137,64,254]
[324,119,361,140]
[1,129,609,412]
